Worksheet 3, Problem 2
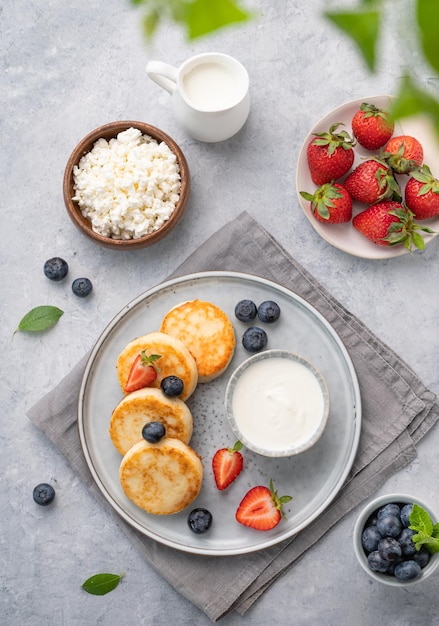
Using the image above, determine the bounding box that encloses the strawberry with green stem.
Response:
[351,102,394,150]
[300,182,352,223]
[404,164,439,220]
[344,158,401,205]
[212,441,244,490]
[124,351,161,393]
[236,479,292,531]
[307,122,356,185]
[382,135,424,174]
[352,200,434,250]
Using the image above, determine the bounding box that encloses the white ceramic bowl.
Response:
[224,349,330,457]
[353,493,439,586]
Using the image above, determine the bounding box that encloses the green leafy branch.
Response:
[325,0,439,138]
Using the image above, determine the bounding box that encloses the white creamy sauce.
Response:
[232,357,325,452]
[182,62,238,110]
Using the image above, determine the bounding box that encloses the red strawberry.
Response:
[124,351,161,393]
[212,441,244,490]
[344,159,401,205]
[383,135,424,174]
[351,102,394,150]
[307,122,356,185]
[300,182,352,223]
[404,164,439,220]
[352,200,433,250]
[235,479,292,531]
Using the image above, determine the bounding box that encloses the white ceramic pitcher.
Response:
[146,52,250,142]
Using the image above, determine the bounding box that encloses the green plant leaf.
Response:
[16,306,64,333]
[410,503,434,535]
[417,0,439,74]
[81,573,124,596]
[143,8,161,38]
[324,8,381,71]
[184,0,252,39]
[391,74,439,141]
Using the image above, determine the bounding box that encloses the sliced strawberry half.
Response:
[124,351,161,393]
[212,441,244,490]
[235,479,292,531]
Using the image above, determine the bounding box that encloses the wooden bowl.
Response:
[63,121,190,250]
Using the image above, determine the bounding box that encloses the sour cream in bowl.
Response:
[224,350,330,457]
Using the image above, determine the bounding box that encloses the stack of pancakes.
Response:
[109,300,235,515]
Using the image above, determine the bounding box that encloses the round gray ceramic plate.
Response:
[78,271,362,555]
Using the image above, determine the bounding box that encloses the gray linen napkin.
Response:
[28,211,439,622]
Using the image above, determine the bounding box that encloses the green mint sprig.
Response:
[409,503,439,554]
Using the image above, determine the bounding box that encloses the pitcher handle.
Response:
[146,61,178,95]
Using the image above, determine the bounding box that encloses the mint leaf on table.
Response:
[409,503,439,554]
[81,573,124,596]
[15,305,64,333]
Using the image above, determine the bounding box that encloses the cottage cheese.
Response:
[72,127,181,239]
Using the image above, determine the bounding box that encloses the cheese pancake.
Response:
[119,438,203,515]
[116,331,198,400]
[110,387,193,455]
[160,300,236,382]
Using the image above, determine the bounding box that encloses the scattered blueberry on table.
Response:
[43,257,69,281]
[72,277,93,298]
[33,483,56,506]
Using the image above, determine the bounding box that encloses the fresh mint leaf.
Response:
[81,573,124,596]
[409,503,433,535]
[16,306,64,333]
[409,503,439,554]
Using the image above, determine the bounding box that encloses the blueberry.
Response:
[398,528,416,557]
[377,503,401,520]
[257,300,281,324]
[142,421,166,443]
[394,560,422,582]
[235,300,257,322]
[242,326,268,352]
[400,503,413,527]
[378,537,402,561]
[72,277,93,298]
[362,526,382,553]
[43,257,68,281]
[413,547,430,568]
[376,514,402,538]
[367,550,391,573]
[187,508,213,534]
[366,512,378,527]
[33,483,56,506]
[161,375,184,397]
